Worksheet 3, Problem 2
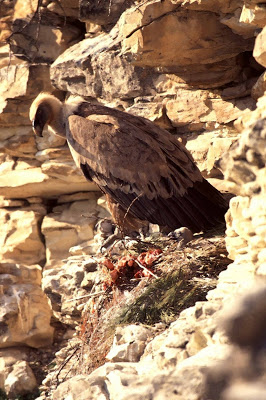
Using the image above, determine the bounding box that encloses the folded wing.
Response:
[66,105,228,232]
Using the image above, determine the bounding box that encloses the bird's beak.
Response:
[32,119,44,137]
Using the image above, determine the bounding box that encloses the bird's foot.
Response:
[167,227,193,248]
[98,230,123,254]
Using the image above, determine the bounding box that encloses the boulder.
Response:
[106,325,153,362]
[120,4,254,87]
[253,26,266,68]
[0,263,54,348]
[50,31,149,100]
[0,159,97,199]
[0,64,54,127]
[42,197,108,267]
[0,207,45,265]
[11,0,83,63]
[4,361,37,398]
[79,0,127,26]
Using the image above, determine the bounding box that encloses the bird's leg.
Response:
[99,227,123,253]
[99,226,142,254]
[139,224,150,239]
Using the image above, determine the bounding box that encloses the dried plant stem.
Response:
[121,193,143,233]
[54,346,79,385]
[135,259,159,279]
[64,291,105,303]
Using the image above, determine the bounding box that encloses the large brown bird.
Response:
[30,93,228,234]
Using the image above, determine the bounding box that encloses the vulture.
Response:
[29,93,228,234]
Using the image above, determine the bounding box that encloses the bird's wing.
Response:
[66,112,202,202]
[66,111,228,231]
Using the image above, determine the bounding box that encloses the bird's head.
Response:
[29,93,64,137]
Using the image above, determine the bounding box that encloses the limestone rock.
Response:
[50,30,149,100]
[186,129,239,177]
[126,99,173,130]
[234,94,266,133]
[221,11,257,39]
[223,383,266,400]
[51,373,111,400]
[11,0,83,63]
[0,348,28,392]
[209,110,266,307]
[0,0,14,45]
[0,348,40,398]
[42,198,108,267]
[221,116,266,196]
[35,146,71,163]
[186,329,212,356]
[0,195,26,208]
[4,360,37,397]
[0,262,42,285]
[0,207,45,265]
[165,89,209,129]
[69,239,101,256]
[57,191,100,204]
[50,4,256,104]
[251,71,266,100]
[79,0,127,26]
[35,127,67,151]
[0,64,29,116]
[180,0,240,14]
[0,263,54,348]
[0,159,96,199]
[53,344,230,400]
[253,26,266,67]
[47,0,79,19]
[42,256,101,324]
[0,64,54,127]
[240,4,266,29]
[0,129,38,158]
[0,1,266,399]
[120,4,253,87]
[208,97,256,124]
[142,319,192,370]
[165,89,255,131]
[205,286,266,400]
[222,286,266,348]
[106,325,153,362]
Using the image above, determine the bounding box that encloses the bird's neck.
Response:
[49,107,66,138]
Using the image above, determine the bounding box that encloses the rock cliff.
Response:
[0,0,265,398]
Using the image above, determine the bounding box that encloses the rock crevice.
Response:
[0,0,265,398]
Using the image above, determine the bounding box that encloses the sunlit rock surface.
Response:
[0,0,265,398]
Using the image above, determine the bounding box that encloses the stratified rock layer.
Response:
[0,263,54,348]
[0,0,265,398]
[52,95,266,400]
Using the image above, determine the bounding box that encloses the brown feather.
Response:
[30,94,229,233]
[67,103,228,233]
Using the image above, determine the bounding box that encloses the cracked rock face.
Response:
[0,263,54,349]
[220,111,266,265]
[0,0,265,398]
[51,95,266,400]
[0,207,45,265]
